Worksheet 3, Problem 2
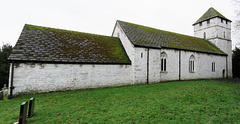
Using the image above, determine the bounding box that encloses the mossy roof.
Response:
[193,7,231,25]
[9,24,131,64]
[117,20,226,55]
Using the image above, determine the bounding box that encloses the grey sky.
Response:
[0,0,237,48]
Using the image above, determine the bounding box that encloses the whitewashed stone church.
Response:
[8,7,232,97]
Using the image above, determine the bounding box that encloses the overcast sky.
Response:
[0,0,238,48]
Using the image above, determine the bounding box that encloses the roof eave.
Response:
[161,46,227,56]
[8,59,132,65]
[133,45,226,56]
[193,16,232,25]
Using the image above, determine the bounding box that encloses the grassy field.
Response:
[0,79,239,123]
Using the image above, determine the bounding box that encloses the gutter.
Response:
[8,60,131,65]
[179,51,181,81]
[226,56,228,78]
[8,62,14,99]
[134,45,227,56]
[147,48,149,84]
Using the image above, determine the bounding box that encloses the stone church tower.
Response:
[193,7,232,77]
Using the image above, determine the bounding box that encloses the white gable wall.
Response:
[112,22,136,83]
[112,22,135,62]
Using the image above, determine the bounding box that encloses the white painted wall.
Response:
[9,63,133,96]
[160,49,180,82]
[208,38,232,77]
[180,51,227,80]
[133,47,148,84]
[148,49,161,83]
[132,47,227,83]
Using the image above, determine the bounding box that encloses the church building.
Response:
[8,7,232,97]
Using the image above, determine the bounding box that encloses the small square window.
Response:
[199,22,202,26]
[207,20,210,24]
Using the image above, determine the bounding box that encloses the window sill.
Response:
[189,71,195,73]
[160,71,168,73]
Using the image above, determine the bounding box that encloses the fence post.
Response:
[28,97,35,118]
[19,101,28,124]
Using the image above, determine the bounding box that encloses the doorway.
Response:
[222,69,225,78]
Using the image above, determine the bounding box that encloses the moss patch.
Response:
[118,20,226,55]
[9,24,131,64]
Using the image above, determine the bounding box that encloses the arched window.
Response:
[161,52,167,71]
[189,55,195,72]
[212,62,216,72]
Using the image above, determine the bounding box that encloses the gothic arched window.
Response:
[161,52,167,71]
[189,55,195,72]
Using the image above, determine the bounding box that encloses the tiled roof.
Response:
[117,20,226,55]
[9,24,131,64]
[193,7,231,25]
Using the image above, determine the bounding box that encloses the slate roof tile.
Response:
[9,24,131,64]
[117,20,226,55]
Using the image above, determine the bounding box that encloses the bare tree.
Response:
[232,0,240,47]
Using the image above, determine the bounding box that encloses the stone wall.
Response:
[132,48,227,83]
[9,63,133,96]
[180,50,227,80]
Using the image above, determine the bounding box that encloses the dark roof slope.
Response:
[117,20,226,55]
[9,24,131,64]
[193,7,231,25]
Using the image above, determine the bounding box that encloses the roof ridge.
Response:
[117,20,204,40]
[24,24,116,39]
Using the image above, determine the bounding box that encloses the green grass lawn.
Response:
[0,79,240,123]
